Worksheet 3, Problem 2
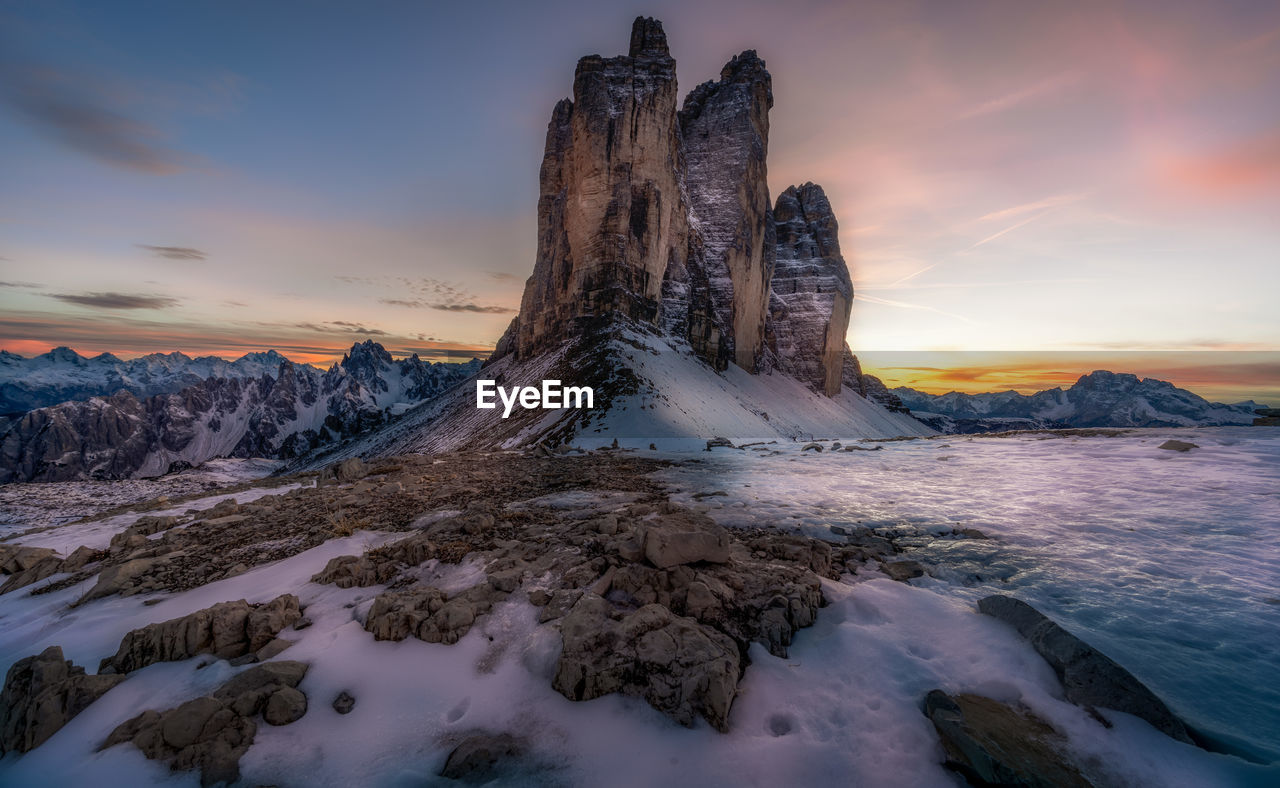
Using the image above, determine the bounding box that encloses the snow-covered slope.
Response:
[0,347,291,415]
[895,370,1263,432]
[295,325,931,468]
[0,343,481,482]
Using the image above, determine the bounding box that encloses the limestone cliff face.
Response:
[675,51,775,372]
[503,17,690,360]
[496,19,864,403]
[766,183,853,396]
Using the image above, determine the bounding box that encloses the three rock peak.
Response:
[496,18,855,398]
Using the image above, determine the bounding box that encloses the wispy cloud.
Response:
[855,293,977,324]
[957,71,1080,120]
[379,298,516,314]
[976,193,1087,223]
[137,244,207,261]
[0,62,190,174]
[49,292,179,310]
[0,280,41,289]
[487,271,518,282]
[964,211,1051,251]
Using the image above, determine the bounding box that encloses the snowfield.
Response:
[0,427,1276,786]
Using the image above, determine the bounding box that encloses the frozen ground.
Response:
[0,428,1275,786]
[0,458,283,535]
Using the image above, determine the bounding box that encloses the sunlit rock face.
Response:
[766,183,854,396]
[675,51,775,372]
[494,19,857,402]
[503,17,691,360]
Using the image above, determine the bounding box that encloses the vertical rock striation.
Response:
[675,51,775,371]
[503,17,690,360]
[494,19,870,406]
[766,183,854,396]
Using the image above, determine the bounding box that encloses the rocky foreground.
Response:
[0,445,1237,786]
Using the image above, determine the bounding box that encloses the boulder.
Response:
[977,595,1192,743]
[1157,440,1198,452]
[880,560,925,582]
[924,690,1094,787]
[263,686,307,726]
[440,731,527,783]
[552,595,740,731]
[640,509,731,568]
[0,646,125,754]
[333,691,356,715]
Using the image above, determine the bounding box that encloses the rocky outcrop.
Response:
[673,51,775,370]
[766,183,854,396]
[102,661,309,787]
[0,545,68,594]
[364,584,506,645]
[553,594,740,731]
[501,17,690,360]
[924,690,1094,787]
[0,646,126,754]
[977,595,1192,743]
[99,595,302,674]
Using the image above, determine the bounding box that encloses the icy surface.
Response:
[0,458,284,535]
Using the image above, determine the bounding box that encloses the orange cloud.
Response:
[1163,130,1280,196]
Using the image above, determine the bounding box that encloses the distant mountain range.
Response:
[0,342,480,483]
[894,370,1264,433]
[0,347,292,415]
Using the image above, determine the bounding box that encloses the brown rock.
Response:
[924,690,1094,787]
[0,646,125,754]
[554,595,740,731]
[99,595,302,674]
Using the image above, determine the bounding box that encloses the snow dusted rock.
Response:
[1158,439,1198,452]
[553,594,741,731]
[498,17,690,361]
[99,595,303,674]
[923,690,1094,787]
[675,50,774,370]
[977,595,1193,744]
[766,183,854,396]
[102,661,309,787]
[0,646,125,754]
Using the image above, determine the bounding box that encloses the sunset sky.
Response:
[1,1,1277,401]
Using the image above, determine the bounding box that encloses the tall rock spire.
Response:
[674,50,775,372]
[765,183,854,396]
[500,17,689,360]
